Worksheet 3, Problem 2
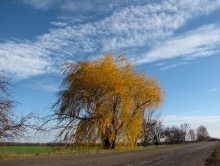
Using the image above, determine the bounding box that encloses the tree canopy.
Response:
[197,125,209,141]
[52,54,162,149]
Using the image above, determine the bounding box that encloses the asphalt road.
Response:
[0,142,218,166]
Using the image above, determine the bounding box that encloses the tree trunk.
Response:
[103,138,111,150]
[111,139,116,149]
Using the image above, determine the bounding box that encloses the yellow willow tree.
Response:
[51,54,162,149]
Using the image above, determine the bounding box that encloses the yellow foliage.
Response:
[55,54,162,149]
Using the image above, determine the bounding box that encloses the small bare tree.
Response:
[180,123,190,142]
[163,123,190,144]
[189,129,196,142]
[163,126,183,144]
[197,125,209,141]
[142,110,163,146]
[0,71,35,141]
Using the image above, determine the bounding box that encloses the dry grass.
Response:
[206,143,220,166]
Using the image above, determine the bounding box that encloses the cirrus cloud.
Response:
[137,24,220,64]
[1,0,220,79]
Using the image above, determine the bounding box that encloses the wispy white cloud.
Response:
[25,78,59,92]
[23,0,55,10]
[158,61,189,71]
[0,41,53,79]
[164,115,220,125]
[22,0,131,13]
[60,0,94,12]
[208,88,219,93]
[137,24,220,64]
[1,0,220,79]
[50,21,67,27]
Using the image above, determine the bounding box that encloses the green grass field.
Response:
[0,145,105,158]
[0,144,174,159]
[0,146,54,158]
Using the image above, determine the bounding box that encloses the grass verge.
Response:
[0,144,180,159]
[206,143,220,166]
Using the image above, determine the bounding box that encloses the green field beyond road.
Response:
[0,146,54,158]
[0,144,168,158]
[0,145,102,158]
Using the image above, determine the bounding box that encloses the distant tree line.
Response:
[141,110,212,145]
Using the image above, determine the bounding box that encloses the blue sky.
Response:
[0,0,220,141]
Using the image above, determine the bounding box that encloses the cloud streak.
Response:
[23,0,55,10]
[1,0,220,78]
[0,41,52,78]
[208,88,219,93]
[137,24,220,64]
[26,79,59,92]
[164,115,220,125]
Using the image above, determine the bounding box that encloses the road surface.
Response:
[0,142,218,166]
